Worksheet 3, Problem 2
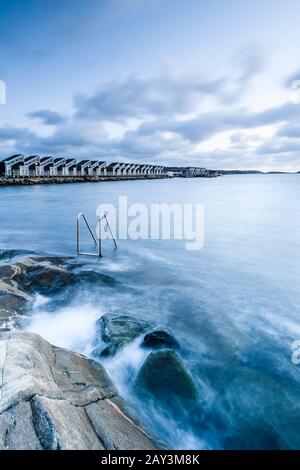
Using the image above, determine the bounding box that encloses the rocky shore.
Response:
[0,250,199,450]
[0,331,158,450]
[0,175,168,186]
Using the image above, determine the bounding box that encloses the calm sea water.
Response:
[0,175,300,449]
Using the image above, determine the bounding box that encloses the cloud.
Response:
[74,74,226,122]
[27,109,67,126]
[256,139,300,155]
[0,125,37,143]
[2,52,300,171]
[128,102,300,145]
[74,47,265,124]
[284,68,300,89]
[276,123,300,138]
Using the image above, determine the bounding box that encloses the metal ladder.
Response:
[77,212,117,257]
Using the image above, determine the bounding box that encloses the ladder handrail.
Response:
[77,212,117,257]
[99,213,118,248]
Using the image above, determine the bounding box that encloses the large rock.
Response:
[0,292,27,316]
[0,262,33,330]
[76,270,120,287]
[13,256,77,295]
[24,267,76,295]
[94,313,151,357]
[0,254,119,300]
[0,293,27,330]
[134,350,199,416]
[0,255,81,331]
[0,254,125,331]
[142,330,180,350]
[0,255,75,299]
[0,331,158,450]
[0,264,31,301]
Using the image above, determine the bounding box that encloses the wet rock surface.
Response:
[0,331,158,450]
[0,250,200,449]
[94,313,152,357]
[142,330,180,350]
[134,349,199,416]
[0,253,75,329]
[0,249,36,261]
[0,251,121,330]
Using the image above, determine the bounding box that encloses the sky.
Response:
[1,0,300,170]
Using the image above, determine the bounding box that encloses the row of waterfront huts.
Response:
[0,155,166,178]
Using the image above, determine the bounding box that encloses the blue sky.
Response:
[1,0,300,170]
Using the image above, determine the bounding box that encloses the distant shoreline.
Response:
[221,170,299,175]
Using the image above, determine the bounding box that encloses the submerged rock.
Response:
[142,330,180,351]
[94,313,151,357]
[0,331,158,450]
[0,254,121,299]
[76,270,120,287]
[0,255,75,298]
[13,256,77,295]
[0,293,27,329]
[0,249,36,261]
[0,262,33,329]
[134,350,199,415]
[24,267,77,295]
[0,264,31,301]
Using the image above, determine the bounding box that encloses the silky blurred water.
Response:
[1,175,300,449]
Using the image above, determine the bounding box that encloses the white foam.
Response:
[26,299,102,357]
[103,337,149,395]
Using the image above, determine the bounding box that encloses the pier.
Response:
[0,174,169,186]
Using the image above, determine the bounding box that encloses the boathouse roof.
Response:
[3,154,24,162]
[24,156,39,162]
[107,162,120,168]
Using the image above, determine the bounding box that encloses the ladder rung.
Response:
[77,212,117,257]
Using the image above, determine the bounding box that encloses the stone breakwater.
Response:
[0,175,169,186]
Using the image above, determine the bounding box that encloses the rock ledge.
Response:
[0,331,157,450]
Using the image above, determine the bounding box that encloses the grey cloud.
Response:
[284,68,300,88]
[74,47,265,123]
[27,109,67,126]
[74,75,226,122]
[0,126,37,142]
[276,123,300,138]
[256,139,300,155]
[132,102,300,144]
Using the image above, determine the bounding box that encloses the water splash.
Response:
[27,294,103,357]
